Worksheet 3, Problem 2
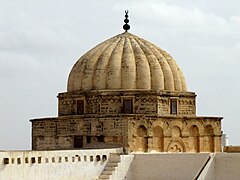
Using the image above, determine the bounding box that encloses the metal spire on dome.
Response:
[123,10,130,32]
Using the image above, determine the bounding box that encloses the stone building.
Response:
[30,13,222,153]
[5,12,240,180]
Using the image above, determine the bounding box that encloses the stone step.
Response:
[99,174,111,179]
[106,162,118,167]
[104,166,115,171]
[102,170,113,175]
[109,160,120,163]
[109,153,121,162]
[98,178,109,180]
[97,153,121,180]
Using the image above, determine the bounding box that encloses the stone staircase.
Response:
[97,153,121,180]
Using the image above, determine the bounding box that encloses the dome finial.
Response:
[123,10,130,32]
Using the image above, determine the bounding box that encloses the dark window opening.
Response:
[38,157,41,163]
[77,100,84,115]
[170,99,177,114]
[86,136,91,144]
[3,158,9,164]
[17,158,21,164]
[123,99,133,114]
[31,157,35,164]
[97,135,104,142]
[102,155,107,161]
[90,156,93,162]
[74,136,83,148]
[96,155,101,161]
[77,155,81,161]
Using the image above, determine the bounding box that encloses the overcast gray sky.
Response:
[0,0,240,150]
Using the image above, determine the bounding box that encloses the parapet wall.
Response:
[0,148,122,180]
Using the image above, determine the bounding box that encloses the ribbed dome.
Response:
[67,32,187,92]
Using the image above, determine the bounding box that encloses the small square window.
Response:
[3,158,9,164]
[123,99,133,114]
[170,99,177,114]
[97,135,104,142]
[74,136,83,148]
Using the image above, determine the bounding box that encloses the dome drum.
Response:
[57,90,196,117]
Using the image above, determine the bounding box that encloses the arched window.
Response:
[172,126,181,138]
[153,126,164,152]
[205,125,214,152]
[190,125,200,152]
[136,125,148,152]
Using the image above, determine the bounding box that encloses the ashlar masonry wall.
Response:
[0,148,122,180]
[57,90,196,117]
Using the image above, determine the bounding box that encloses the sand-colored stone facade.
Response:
[31,90,222,153]
[31,31,222,153]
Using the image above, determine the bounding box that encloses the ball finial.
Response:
[123,10,130,32]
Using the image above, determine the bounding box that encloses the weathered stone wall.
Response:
[31,90,221,152]
[128,116,222,153]
[223,146,240,152]
[0,148,122,180]
[31,114,222,153]
[178,97,196,115]
[58,90,196,116]
[135,96,157,114]
[31,116,128,150]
